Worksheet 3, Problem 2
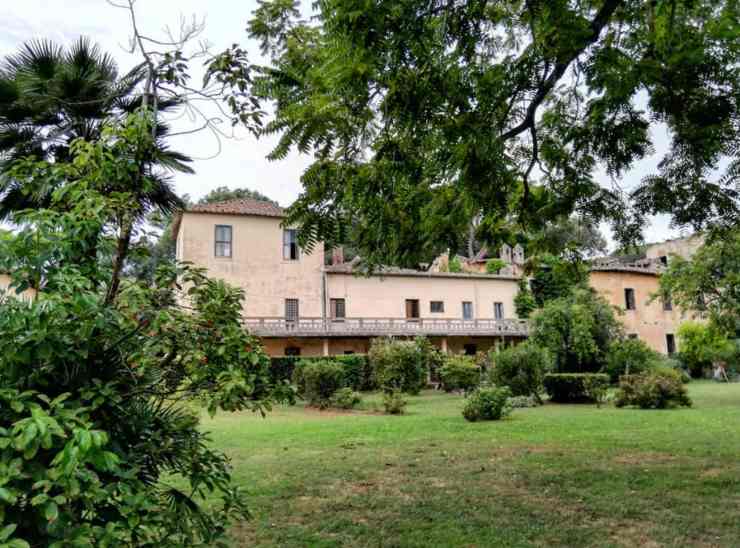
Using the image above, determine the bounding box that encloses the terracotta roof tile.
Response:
[188,198,285,218]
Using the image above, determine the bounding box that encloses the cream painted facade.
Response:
[0,273,35,302]
[177,211,324,318]
[175,205,526,357]
[326,271,518,321]
[589,270,691,354]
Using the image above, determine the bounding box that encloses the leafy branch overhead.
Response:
[240,0,739,266]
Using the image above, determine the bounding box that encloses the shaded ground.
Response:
[203,382,740,547]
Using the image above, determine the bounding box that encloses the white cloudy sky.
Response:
[1,0,684,246]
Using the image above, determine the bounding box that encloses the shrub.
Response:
[488,342,550,400]
[508,395,540,408]
[614,369,692,409]
[369,337,427,394]
[331,387,362,409]
[333,354,375,391]
[439,355,480,392]
[297,359,345,408]
[486,258,506,274]
[604,338,660,382]
[449,256,463,272]
[383,390,407,414]
[531,288,622,373]
[416,336,445,384]
[677,321,734,378]
[543,373,610,403]
[270,356,301,384]
[514,279,537,319]
[462,386,512,422]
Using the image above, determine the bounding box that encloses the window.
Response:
[494,302,504,320]
[663,295,673,311]
[214,225,232,257]
[464,344,477,356]
[283,229,299,260]
[285,346,301,356]
[666,333,676,355]
[331,298,346,320]
[344,350,355,355]
[405,299,420,319]
[285,299,299,322]
[430,301,444,313]
[624,288,636,310]
[659,255,668,266]
[628,333,639,340]
[462,301,473,320]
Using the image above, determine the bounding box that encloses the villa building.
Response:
[174,199,528,357]
[174,198,696,357]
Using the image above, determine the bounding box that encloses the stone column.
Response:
[323,338,330,356]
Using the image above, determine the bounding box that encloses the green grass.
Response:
[205,382,740,547]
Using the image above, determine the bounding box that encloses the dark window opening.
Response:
[464,344,477,356]
[624,288,636,310]
[663,296,673,311]
[214,225,232,257]
[430,301,444,313]
[666,333,676,355]
[285,299,299,322]
[628,333,639,340]
[494,302,504,320]
[285,346,301,356]
[331,298,346,320]
[462,301,473,320]
[344,350,355,355]
[660,255,668,266]
[405,299,420,319]
[283,229,299,260]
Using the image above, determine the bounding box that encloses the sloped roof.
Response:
[187,198,285,218]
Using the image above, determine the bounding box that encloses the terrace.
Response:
[242,317,529,338]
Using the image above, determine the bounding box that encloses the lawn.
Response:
[205,382,740,547]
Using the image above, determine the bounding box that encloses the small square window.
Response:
[494,302,504,320]
[285,346,301,356]
[624,288,636,310]
[331,298,346,319]
[283,229,299,260]
[663,296,673,311]
[214,225,232,257]
[628,333,639,340]
[464,344,477,356]
[462,301,473,320]
[430,301,444,313]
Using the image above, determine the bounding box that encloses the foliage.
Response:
[604,338,661,382]
[244,0,740,265]
[0,38,191,221]
[415,336,445,382]
[0,113,288,546]
[462,386,512,422]
[530,216,608,260]
[486,258,507,274]
[508,395,541,409]
[287,355,374,392]
[369,338,428,394]
[198,186,278,206]
[448,256,463,273]
[529,254,590,306]
[659,232,740,334]
[293,359,345,408]
[514,279,538,319]
[331,387,362,410]
[543,373,610,403]
[439,355,480,393]
[382,390,407,415]
[582,375,609,408]
[488,342,550,401]
[614,370,692,409]
[531,288,623,373]
[677,321,734,378]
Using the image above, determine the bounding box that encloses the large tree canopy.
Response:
[243,0,740,267]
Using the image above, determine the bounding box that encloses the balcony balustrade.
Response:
[242,317,529,337]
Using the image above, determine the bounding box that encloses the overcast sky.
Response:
[1,0,686,247]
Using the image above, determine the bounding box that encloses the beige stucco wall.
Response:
[0,273,36,301]
[177,212,325,317]
[326,272,520,320]
[645,234,704,262]
[589,270,692,354]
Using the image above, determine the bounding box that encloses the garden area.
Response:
[215,382,740,547]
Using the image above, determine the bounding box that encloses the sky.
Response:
[0,0,687,247]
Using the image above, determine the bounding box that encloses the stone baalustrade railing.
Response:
[242,317,529,337]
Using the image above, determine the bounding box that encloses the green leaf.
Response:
[44,502,59,522]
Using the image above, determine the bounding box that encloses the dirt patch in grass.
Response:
[612,452,680,466]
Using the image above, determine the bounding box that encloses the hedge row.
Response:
[270,355,376,391]
[543,373,610,403]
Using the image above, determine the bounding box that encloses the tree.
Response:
[198,186,278,206]
[241,0,740,267]
[528,253,590,307]
[514,279,538,319]
[0,38,193,220]
[531,287,623,373]
[677,321,734,377]
[0,111,290,546]
[530,216,608,259]
[659,231,740,334]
